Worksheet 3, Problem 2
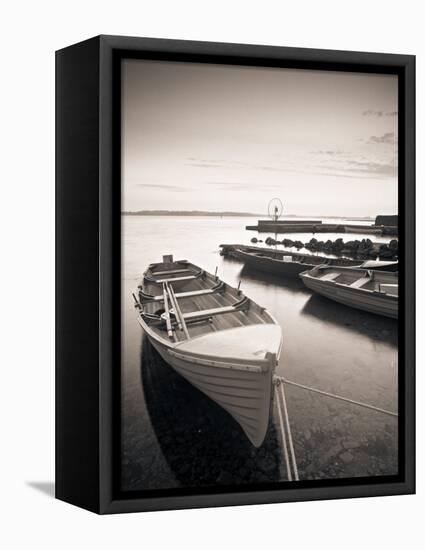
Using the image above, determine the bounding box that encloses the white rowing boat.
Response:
[300,265,398,319]
[134,255,283,447]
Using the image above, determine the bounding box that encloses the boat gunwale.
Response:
[167,348,269,373]
[137,261,283,363]
[138,314,282,368]
[223,244,398,271]
[235,247,335,268]
[231,246,372,273]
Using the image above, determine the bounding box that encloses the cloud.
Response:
[256,165,294,173]
[311,149,346,157]
[186,151,397,182]
[368,132,396,144]
[344,159,396,177]
[310,171,374,180]
[312,162,396,179]
[186,162,224,169]
[362,110,398,117]
[204,181,250,189]
[205,181,284,191]
[136,183,190,192]
[186,158,294,174]
[363,109,383,117]
[309,149,397,179]
[186,158,251,169]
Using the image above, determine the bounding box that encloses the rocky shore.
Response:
[250,236,398,261]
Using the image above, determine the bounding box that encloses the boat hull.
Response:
[233,248,306,276]
[232,246,362,277]
[136,257,282,447]
[144,328,276,447]
[344,225,382,235]
[300,272,398,319]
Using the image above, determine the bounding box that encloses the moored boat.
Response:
[344,224,383,235]
[223,244,363,277]
[299,265,398,319]
[134,255,283,447]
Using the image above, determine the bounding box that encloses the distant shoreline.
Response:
[122,210,261,217]
[121,210,375,221]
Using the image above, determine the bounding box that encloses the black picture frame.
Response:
[56,35,415,514]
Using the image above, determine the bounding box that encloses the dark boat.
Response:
[220,244,398,277]
[221,245,362,277]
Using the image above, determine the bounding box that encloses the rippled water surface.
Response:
[121,216,398,492]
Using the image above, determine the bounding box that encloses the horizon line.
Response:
[121,210,380,219]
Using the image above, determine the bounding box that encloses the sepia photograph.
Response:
[120,58,399,493]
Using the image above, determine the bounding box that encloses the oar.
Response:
[165,282,182,332]
[132,293,141,309]
[167,282,190,339]
[162,283,174,339]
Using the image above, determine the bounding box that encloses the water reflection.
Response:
[240,264,309,294]
[301,294,397,347]
[140,336,284,487]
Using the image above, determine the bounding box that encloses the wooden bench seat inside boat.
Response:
[349,276,370,289]
[154,274,199,283]
[183,303,247,321]
[319,272,340,281]
[140,281,224,303]
[140,259,276,339]
[379,283,398,296]
[153,268,192,276]
[143,286,223,302]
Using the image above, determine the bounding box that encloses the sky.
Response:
[122,59,398,217]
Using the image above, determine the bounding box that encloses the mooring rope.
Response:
[274,378,299,481]
[279,377,398,418]
[273,374,397,483]
[279,382,299,480]
[275,388,292,481]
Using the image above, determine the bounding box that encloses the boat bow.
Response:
[165,324,282,447]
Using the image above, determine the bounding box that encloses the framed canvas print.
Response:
[56,35,415,514]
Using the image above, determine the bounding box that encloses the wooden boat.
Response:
[134,255,282,447]
[226,245,363,277]
[299,265,398,319]
[359,260,398,272]
[344,224,382,235]
[221,244,398,275]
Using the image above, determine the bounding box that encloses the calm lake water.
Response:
[121,216,398,492]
